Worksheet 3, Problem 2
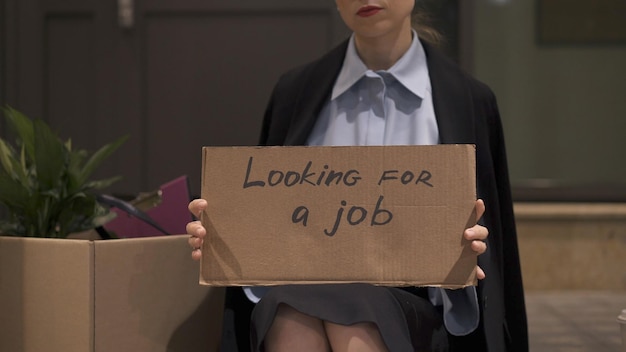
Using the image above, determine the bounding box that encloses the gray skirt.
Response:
[249,283,449,352]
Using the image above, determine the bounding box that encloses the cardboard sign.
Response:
[200,145,477,288]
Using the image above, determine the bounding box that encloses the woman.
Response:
[188,0,528,351]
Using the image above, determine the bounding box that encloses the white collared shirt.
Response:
[307,31,439,147]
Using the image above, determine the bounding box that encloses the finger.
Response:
[189,233,203,261]
[464,225,488,241]
[475,199,485,222]
[188,235,203,249]
[186,220,206,239]
[191,248,202,261]
[476,266,486,280]
[471,239,487,254]
[188,198,208,218]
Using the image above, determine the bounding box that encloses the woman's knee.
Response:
[324,321,389,352]
[264,304,330,352]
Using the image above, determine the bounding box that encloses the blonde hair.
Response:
[412,6,443,46]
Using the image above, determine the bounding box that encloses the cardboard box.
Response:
[0,235,224,352]
[200,145,477,288]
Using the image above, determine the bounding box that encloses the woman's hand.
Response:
[465,199,489,280]
[187,198,208,261]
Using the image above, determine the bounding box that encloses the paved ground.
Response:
[526,291,626,352]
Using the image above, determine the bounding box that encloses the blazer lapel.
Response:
[284,41,349,146]
[423,41,476,144]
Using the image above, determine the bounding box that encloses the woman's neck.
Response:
[353,22,413,71]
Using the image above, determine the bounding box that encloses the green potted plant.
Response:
[0,106,127,238]
[0,106,224,352]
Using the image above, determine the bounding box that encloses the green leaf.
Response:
[0,140,30,190]
[66,149,88,193]
[33,119,67,190]
[0,171,30,211]
[0,138,16,175]
[77,135,128,185]
[84,176,124,191]
[2,106,35,161]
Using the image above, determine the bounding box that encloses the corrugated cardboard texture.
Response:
[0,235,224,352]
[200,145,477,288]
[0,238,93,351]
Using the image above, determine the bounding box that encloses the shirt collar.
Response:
[331,30,430,100]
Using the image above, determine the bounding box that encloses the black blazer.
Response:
[227,39,528,352]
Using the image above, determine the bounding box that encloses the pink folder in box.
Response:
[104,176,193,238]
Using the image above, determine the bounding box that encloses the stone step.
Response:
[515,203,626,291]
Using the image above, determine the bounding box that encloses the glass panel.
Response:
[473,0,626,200]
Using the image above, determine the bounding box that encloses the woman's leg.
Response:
[264,304,389,352]
[264,304,330,352]
[324,321,389,352]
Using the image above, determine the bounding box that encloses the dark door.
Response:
[3,0,349,197]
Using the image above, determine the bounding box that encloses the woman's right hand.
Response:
[187,198,208,261]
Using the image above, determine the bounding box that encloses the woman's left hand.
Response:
[465,199,489,280]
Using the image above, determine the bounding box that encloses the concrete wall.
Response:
[515,203,626,291]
